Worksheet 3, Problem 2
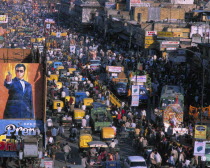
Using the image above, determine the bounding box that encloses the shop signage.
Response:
[132,85,139,96]
[108,66,122,72]
[195,125,207,139]
[131,95,139,106]
[0,15,8,23]
[157,32,173,37]
[131,75,147,83]
[194,141,206,156]
[145,31,157,36]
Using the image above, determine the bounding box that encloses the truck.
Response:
[90,105,113,132]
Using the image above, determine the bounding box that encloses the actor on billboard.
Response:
[4,64,34,119]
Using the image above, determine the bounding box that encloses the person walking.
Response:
[63,143,71,163]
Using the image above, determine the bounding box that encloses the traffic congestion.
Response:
[0,0,209,168]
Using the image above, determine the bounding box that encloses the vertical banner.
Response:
[194,141,206,156]
[131,95,139,106]
[70,45,76,54]
[132,85,139,95]
[195,125,207,139]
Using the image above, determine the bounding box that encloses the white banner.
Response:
[108,66,122,72]
[56,32,61,38]
[46,24,50,29]
[194,141,206,156]
[131,95,139,106]
[132,85,139,96]
[70,45,76,54]
[131,75,147,83]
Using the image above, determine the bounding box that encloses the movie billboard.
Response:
[0,63,44,119]
[0,120,43,155]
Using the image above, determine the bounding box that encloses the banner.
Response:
[0,63,44,119]
[107,66,122,72]
[195,125,207,139]
[0,15,8,23]
[132,85,139,96]
[131,75,147,83]
[70,45,76,54]
[131,95,139,106]
[194,141,206,156]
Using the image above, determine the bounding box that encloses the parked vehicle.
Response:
[123,156,147,168]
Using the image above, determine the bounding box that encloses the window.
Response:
[137,13,141,22]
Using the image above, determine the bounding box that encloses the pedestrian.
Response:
[82,117,87,127]
[63,143,71,163]
[154,151,162,168]
[168,153,176,168]
[81,155,88,168]
[51,127,59,143]
[58,124,65,138]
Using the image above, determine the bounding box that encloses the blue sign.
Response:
[0,119,44,136]
[0,151,18,157]
[139,85,149,100]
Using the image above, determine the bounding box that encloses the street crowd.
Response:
[0,1,209,168]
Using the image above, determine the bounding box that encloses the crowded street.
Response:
[0,0,210,168]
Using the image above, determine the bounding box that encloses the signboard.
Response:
[105,2,116,9]
[0,15,8,23]
[46,24,50,29]
[145,31,157,36]
[139,85,148,100]
[44,19,55,24]
[162,41,179,45]
[44,160,54,168]
[0,120,43,154]
[0,63,44,119]
[0,151,18,157]
[70,45,76,54]
[132,85,139,96]
[130,0,142,7]
[56,32,61,38]
[172,128,188,135]
[194,141,206,156]
[157,32,173,37]
[180,38,192,42]
[195,125,207,139]
[131,75,147,83]
[108,66,122,73]
[131,95,139,106]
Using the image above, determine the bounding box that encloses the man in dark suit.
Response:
[4,64,34,119]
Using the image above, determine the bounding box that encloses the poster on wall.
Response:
[0,63,44,119]
[194,141,206,156]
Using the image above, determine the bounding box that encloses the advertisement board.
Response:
[194,141,206,156]
[0,15,8,23]
[131,75,147,83]
[145,31,157,36]
[131,95,139,106]
[195,125,207,139]
[0,120,43,154]
[107,66,122,73]
[0,63,44,119]
[130,0,141,7]
[139,85,148,100]
[157,32,173,37]
[105,2,116,9]
[132,85,139,96]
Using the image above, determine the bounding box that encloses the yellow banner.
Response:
[195,125,207,139]
[157,31,173,37]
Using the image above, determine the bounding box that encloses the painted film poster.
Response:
[0,63,44,119]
